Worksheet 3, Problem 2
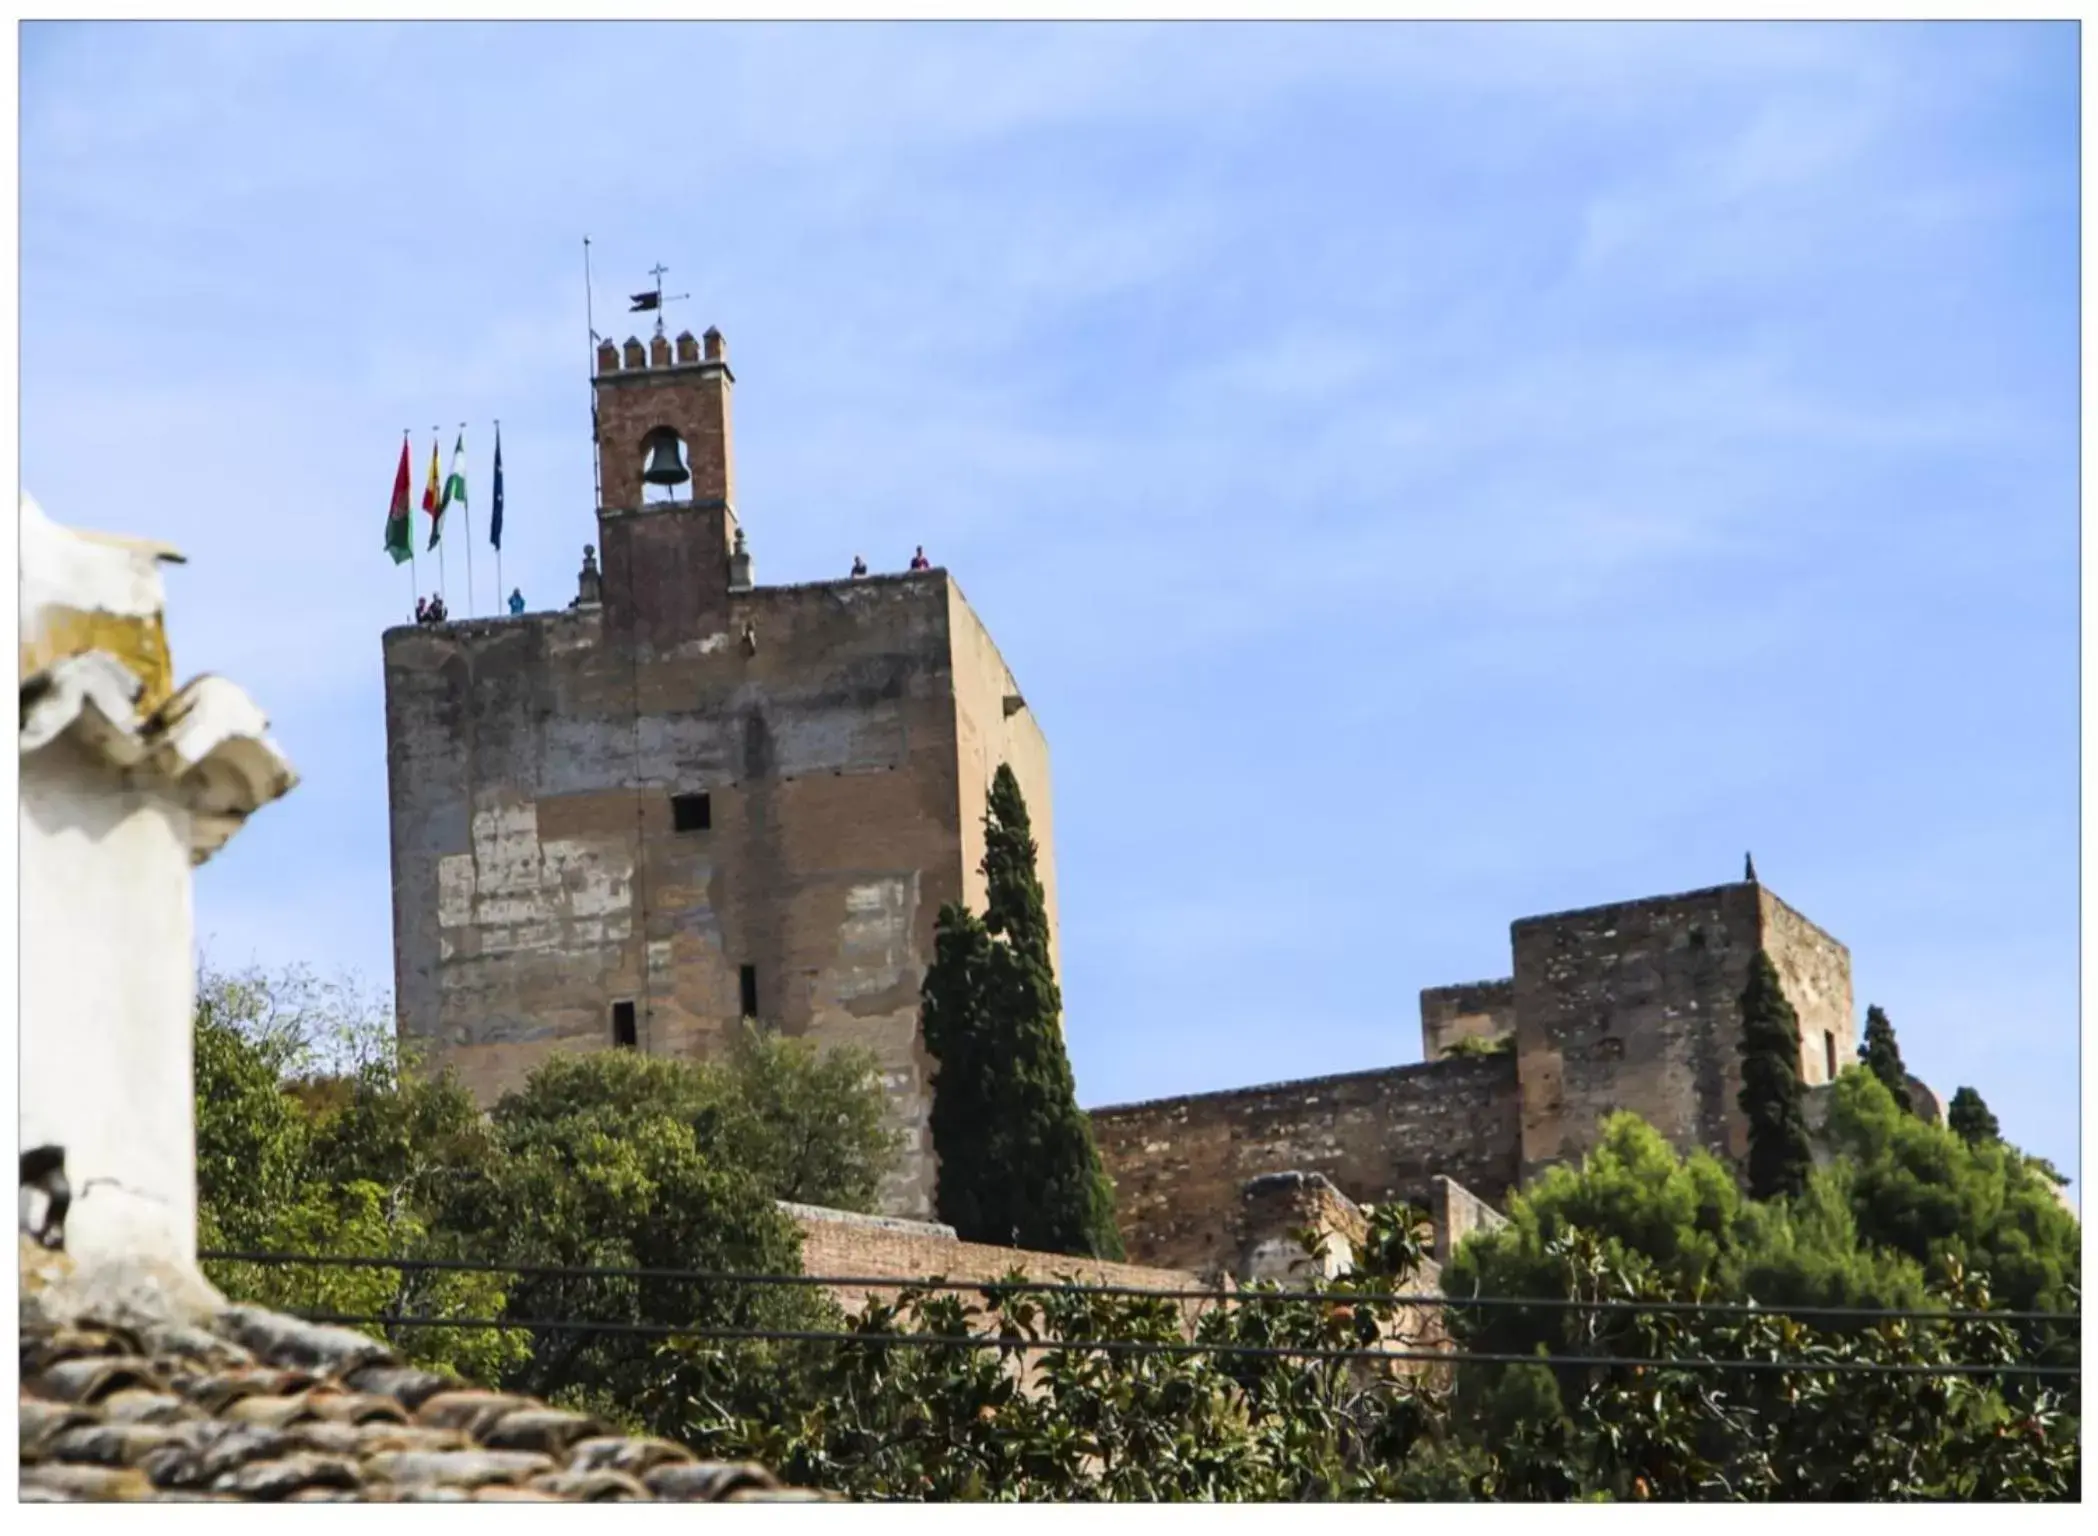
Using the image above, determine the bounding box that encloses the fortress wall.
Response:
[1088,1055,1522,1274]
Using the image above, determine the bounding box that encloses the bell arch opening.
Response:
[639,426,691,502]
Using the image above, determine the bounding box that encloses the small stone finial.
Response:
[596,338,620,375]
[703,326,725,363]
[622,336,647,370]
[577,543,603,607]
[727,526,753,592]
[649,332,672,369]
[1744,851,1759,884]
[674,330,700,365]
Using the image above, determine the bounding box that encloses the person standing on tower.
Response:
[909,545,930,571]
[508,588,525,616]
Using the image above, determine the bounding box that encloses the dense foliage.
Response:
[1858,1004,1913,1112]
[194,963,894,1433]
[661,1203,2077,1502]
[920,765,1122,1258]
[1442,1079,2080,1491]
[1949,1086,2003,1148]
[1737,950,1813,1202]
[198,962,2078,1500]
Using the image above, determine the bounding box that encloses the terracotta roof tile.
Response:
[20,1251,834,1503]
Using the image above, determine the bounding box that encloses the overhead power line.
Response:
[275,1309,2083,1379]
[196,1249,2085,1327]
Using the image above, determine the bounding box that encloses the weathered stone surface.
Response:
[1428,1175,1508,1269]
[384,339,1057,1218]
[1093,879,1861,1277]
[1512,881,1854,1182]
[1419,977,1516,1061]
[1091,1054,1522,1274]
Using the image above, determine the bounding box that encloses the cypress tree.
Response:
[1856,1004,1912,1113]
[1947,1086,2001,1147]
[920,902,1000,1242]
[1737,950,1813,1202]
[919,766,1123,1259]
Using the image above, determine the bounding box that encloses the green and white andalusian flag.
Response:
[438,430,468,534]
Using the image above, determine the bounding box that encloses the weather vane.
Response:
[629,262,690,338]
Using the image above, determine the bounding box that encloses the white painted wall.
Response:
[19,733,201,1267]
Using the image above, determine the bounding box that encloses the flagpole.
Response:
[404,429,418,615]
[459,421,474,618]
[434,425,448,610]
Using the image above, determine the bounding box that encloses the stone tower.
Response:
[381,325,1058,1217]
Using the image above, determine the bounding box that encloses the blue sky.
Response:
[19,22,2079,1186]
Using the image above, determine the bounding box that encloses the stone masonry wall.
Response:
[384,570,1044,1219]
[1236,1172,1370,1283]
[1088,1054,1522,1274]
[1428,1175,1510,1269]
[947,582,1062,987]
[1759,886,1856,1102]
[1509,880,1854,1182]
[1419,977,1517,1061]
[1511,883,1762,1183]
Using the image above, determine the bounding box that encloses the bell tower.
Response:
[592,320,744,647]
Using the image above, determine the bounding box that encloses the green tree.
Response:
[440,1050,843,1432]
[1857,1003,1913,1113]
[921,902,1002,1242]
[1948,1086,2002,1147]
[192,964,523,1381]
[1737,950,1812,1202]
[1438,1114,1926,1373]
[921,765,1122,1258]
[1815,1068,2080,1321]
[698,1022,900,1211]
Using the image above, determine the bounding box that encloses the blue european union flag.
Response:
[490,427,505,551]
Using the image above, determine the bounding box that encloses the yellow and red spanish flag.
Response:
[421,436,445,550]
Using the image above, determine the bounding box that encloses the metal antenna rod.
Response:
[585,237,601,511]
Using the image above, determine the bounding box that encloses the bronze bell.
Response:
[642,431,689,488]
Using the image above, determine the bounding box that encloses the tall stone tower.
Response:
[381,324,1058,1217]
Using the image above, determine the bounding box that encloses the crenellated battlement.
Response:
[594,327,727,379]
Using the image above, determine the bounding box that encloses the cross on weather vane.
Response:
[629,263,691,339]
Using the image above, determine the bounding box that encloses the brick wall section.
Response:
[1088,1054,1522,1274]
[786,1201,1452,1373]
[1419,977,1517,1061]
[593,339,733,515]
[785,1202,1203,1309]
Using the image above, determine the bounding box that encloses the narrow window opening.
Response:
[612,1000,637,1049]
[672,792,711,832]
[739,965,759,1021]
[1823,1030,1837,1082]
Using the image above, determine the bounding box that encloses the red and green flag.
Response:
[383,438,413,565]
[422,436,444,549]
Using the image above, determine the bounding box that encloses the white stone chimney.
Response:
[17,491,297,1272]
